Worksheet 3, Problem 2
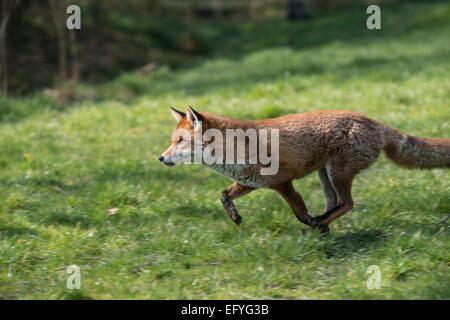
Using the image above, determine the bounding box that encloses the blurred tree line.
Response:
[0,0,397,99]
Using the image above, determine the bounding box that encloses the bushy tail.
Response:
[382,126,450,169]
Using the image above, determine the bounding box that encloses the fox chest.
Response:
[206,164,267,188]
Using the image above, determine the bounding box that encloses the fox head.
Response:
[159,106,205,166]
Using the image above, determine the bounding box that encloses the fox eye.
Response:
[177,137,183,144]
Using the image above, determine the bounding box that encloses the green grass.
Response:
[0,1,449,299]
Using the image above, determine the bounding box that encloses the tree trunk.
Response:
[66,28,80,102]
[50,0,67,82]
[286,0,310,20]
[183,0,197,53]
[0,0,19,95]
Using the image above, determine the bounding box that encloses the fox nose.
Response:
[158,156,164,162]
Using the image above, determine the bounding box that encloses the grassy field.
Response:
[0,1,449,299]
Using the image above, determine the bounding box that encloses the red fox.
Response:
[159,106,450,234]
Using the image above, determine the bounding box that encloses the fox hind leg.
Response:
[318,167,338,212]
[312,136,382,232]
[221,182,255,225]
[312,167,355,231]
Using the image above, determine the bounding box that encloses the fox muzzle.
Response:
[158,155,175,166]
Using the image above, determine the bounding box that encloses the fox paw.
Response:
[311,218,330,235]
[232,213,242,226]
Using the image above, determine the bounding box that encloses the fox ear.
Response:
[186,106,203,129]
[169,107,185,123]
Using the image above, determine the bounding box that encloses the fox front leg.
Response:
[273,181,314,227]
[220,182,255,225]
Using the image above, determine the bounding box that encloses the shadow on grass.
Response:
[203,1,446,59]
[324,229,388,259]
[0,224,37,239]
[58,290,94,300]
[324,214,447,259]
[148,49,448,101]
